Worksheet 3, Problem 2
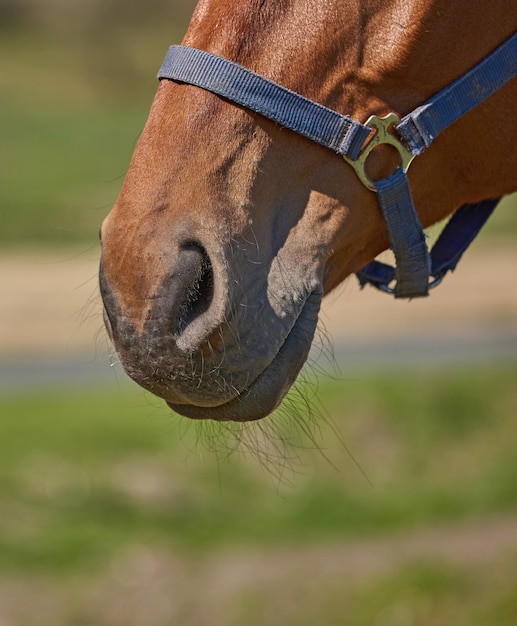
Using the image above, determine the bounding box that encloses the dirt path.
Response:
[1,241,516,358]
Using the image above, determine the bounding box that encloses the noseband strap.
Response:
[157,44,371,160]
[158,33,517,298]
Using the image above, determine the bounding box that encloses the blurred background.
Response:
[1,2,517,624]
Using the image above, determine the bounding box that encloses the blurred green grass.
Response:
[1,2,195,246]
[1,362,516,574]
[2,103,145,243]
[1,363,517,623]
[233,558,517,626]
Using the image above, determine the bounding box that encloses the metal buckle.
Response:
[343,113,416,192]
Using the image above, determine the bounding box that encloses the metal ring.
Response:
[343,113,416,192]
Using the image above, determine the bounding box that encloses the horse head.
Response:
[100,0,516,421]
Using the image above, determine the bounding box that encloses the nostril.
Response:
[176,241,214,335]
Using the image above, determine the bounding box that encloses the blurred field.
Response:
[1,0,197,246]
[1,2,517,625]
[1,366,517,624]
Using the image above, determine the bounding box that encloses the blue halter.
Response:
[158,33,517,298]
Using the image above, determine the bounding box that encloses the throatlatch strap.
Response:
[429,198,499,280]
[397,32,517,154]
[357,198,500,293]
[158,45,371,160]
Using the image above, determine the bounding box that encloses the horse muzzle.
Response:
[99,238,322,421]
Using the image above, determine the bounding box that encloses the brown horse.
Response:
[99,0,516,422]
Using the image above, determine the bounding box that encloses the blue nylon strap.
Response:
[374,168,431,298]
[158,45,371,160]
[357,198,500,293]
[397,32,517,154]
[356,260,396,291]
[429,198,499,280]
